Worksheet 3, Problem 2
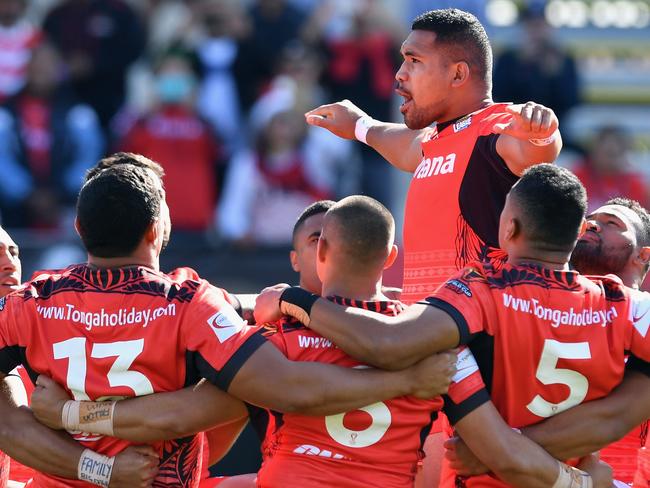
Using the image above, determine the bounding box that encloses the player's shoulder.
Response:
[582,273,629,301]
[476,102,512,135]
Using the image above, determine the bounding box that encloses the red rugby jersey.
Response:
[402,103,517,304]
[256,296,482,488]
[634,422,650,487]
[426,260,650,487]
[600,425,645,484]
[0,264,265,488]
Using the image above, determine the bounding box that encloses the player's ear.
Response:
[73,217,82,238]
[144,218,158,245]
[636,246,650,268]
[504,217,519,242]
[317,236,328,264]
[290,250,300,272]
[450,61,470,88]
[578,219,588,238]
[384,244,399,270]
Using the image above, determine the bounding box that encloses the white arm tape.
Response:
[78,449,114,488]
[62,400,116,436]
[552,462,593,488]
[529,128,560,146]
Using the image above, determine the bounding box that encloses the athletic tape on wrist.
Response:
[552,463,593,488]
[62,400,80,431]
[354,116,376,145]
[78,449,114,488]
[63,400,116,436]
[529,128,560,146]
[279,287,319,327]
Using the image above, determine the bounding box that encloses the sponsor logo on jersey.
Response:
[445,279,472,297]
[453,115,472,133]
[0,297,5,311]
[293,444,345,459]
[297,335,334,349]
[631,291,650,338]
[413,153,456,179]
[501,293,618,328]
[451,346,479,383]
[36,303,176,331]
[207,305,245,343]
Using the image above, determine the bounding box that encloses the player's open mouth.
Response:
[579,231,600,245]
[396,88,413,113]
[0,276,19,288]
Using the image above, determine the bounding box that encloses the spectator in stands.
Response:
[244,0,308,109]
[119,50,222,233]
[493,4,580,129]
[0,0,41,104]
[0,43,103,229]
[194,0,253,157]
[249,42,360,200]
[573,126,649,211]
[218,110,333,246]
[304,0,402,206]
[43,0,146,129]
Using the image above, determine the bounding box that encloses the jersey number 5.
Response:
[53,337,154,400]
[527,339,591,418]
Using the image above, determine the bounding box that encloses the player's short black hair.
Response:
[605,197,650,248]
[85,152,164,183]
[510,164,587,251]
[411,8,492,87]
[292,200,336,245]
[325,196,394,267]
[77,164,163,258]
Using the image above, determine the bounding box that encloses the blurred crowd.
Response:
[0,0,647,253]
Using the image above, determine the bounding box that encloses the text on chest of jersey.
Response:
[35,303,177,331]
[413,153,456,180]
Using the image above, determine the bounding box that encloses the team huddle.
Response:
[0,7,648,488]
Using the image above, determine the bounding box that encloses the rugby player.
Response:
[445,198,650,486]
[0,222,161,488]
[305,8,561,304]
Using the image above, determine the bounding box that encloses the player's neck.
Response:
[617,268,643,289]
[438,93,492,124]
[507,251,571,271]
[86,254,160,272]
[321,275,386,302]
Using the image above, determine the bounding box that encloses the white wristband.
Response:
[78,449,114,488]
[552,463,593,488]
[354,116,376,145]
[529,128,560,146]
[62,400,116,436]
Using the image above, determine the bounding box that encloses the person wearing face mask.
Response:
[118,50,222,234]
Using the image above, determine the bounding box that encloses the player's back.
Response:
[433,261,650,487]
[256,297,441,488]
[0,264,254,488]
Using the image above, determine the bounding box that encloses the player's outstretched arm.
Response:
[0,374,158,487]
[305,100,426,172]
[494,102,562,175]
[453,401,612,488]
[32,376,249,443]
[227,342,456,415]
[257,286,460,370]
